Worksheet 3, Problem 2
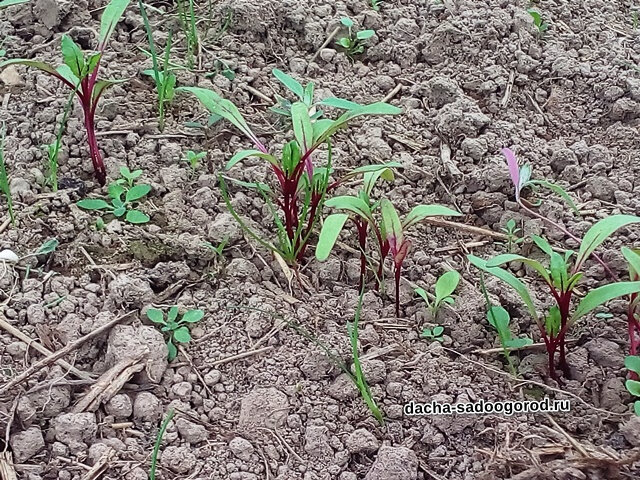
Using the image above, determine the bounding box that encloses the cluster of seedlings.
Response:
[0,0,638,441]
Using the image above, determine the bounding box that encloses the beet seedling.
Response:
[420,326,444,342]
[625,355,640,415]
[183,150,206,170]
[501,219,524,253]
[382,200,461,317]
[147,306,204,361]
[470,215,640,381]
[0,0,130,185]
[139,0,176,131]
[176,78,401,266]
[77,168,151,224]
[527,8,549,35]
[0,123,15,226]
[415,271,460,318]
[623,247,640,357]
[337,17,375,58]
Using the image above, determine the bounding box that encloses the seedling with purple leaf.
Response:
[381,199,461,317]
[0,0,131,185]
[470,215,640,381]
[176,76,402,266]
[147,306,204,361]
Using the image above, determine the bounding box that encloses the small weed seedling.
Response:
[337,17,375,58]
[176,0,199,69]
[624,247,640,357]
[206,59,235,81]
[371,0,384,11]
[45,91,75,191]
[420,326,444,342]
[527,8,548,35]
[470,215,640,381]
[501,219,525,253]
[183,150,206,170]
[139,0,176,131]
[0,123,15,226]
[177,72,402,266]
[77,167,151,224]
[203,237,228,258]
[0,0,130,185]
[147,306,204,360]
[625,355,640,415]
[415,271,460,318]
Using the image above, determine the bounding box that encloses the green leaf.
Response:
[147,308,165,324]
[181,309,204,323]
[167,340,177,361]
[403,204,461,229]
[225,149,278,170]
[572,281,640,323]
[623,247,640,280]
[175,87,263,148]
[545,306,561,336]
[0,58,77,87]
[272,68,304,99]
[468,254,539,322]
[113,206,126,217]
[338,37,352,48]
[435,271,460,304]
[61,34,85,79]
[528,179,580,215]
[36,238,59,255]
[356,30,375,40]
[486,254,552,284]
[415,287,431,306]
[125,184,151,202]
[92,78,127,103]
[108,183,125,200]
[341,17,354,27]
[325,195,373,221]
[504,337,533,348]
[316,213,349,261]
[432,326,444,336]
[487,305,510,332]
[125,209,150,224]
[167,306,179,322]
[576,215,640,269]
[381,199,403,246]
[173,326,191,343]
[625,355,640,375]
[0,0,30,7]
[290,102,314,153]
[77,199,111,210]
[635,401,640,416]
[98,0,131,48]
[626,379,640,397]
[318,97,362,110]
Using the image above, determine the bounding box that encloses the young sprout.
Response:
[147,306,204,360]
[44,91,75,192]
[381,200,461,317]
[183,150,206,170]
[501,219,524,253]
[203,237,228,258]
[176,72,402,266]
[370,0,384,11]
[0,0,131,185]
[527,8,548,35]
[77,167,151,224]
[337,17,375,58]
[420,326,444,342]
[176,0,199,69]
[0,123,15,226]
[139,0,176,131]
[470,216,640,381]
[415,271,460,318]
[624,248,640,357]
[625,355,640,415]
[207,59,235,81]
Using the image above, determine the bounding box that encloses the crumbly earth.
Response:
[1,0,640,479]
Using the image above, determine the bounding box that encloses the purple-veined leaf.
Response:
[381,199,403,251]
[98,0,131,50]
[272,68,304,99]
[576,215,640,270]
[225,149,278,170]
[316,213,349,261]
[402,204,460,229]
[501,148,521,200]
[572,281,640,323]
[176,86,267,152]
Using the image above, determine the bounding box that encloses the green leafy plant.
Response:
[176,74,402,266]
[0,123,15,226]
[0,0,29,8]
[624,248,640,358]
[77,167,151,224]
[0,0,131,185]
[469,216,640,381]
[270,69,322,120]
[527,8,548,35]
[381,200,461,317]
[420,325,444,342]
[337,17,375,57]
[147,306,204,361]
[183,150,206,170]
[139,0,176,131]
[370,0,384,11]
[625,355,640,415]
[203,238,228,257]
[176,0,199,69]
[206,59,235,81]
[501,219,525,253]
[415,271,460,318]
